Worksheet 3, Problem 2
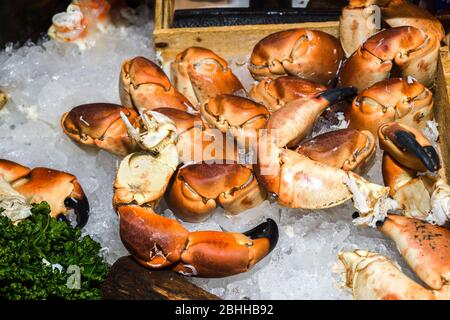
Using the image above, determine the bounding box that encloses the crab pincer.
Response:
[118,205,278,278]
[338,215,450,300]
[0,159,89,228]
[378,122,440,172]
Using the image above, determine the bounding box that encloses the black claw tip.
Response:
[319,87,358,104]
[352,211,360,219]
[395,131,440,172]
[375,220,385,228]
[57,214,69,223]
[244,218,279,253]
[64,196,90,228]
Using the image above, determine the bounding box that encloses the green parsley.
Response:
[0,202,109,299]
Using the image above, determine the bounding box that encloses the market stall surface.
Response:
[0,5,419,299]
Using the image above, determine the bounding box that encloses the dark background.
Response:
[0,0,446,48]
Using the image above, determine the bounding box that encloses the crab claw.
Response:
[318,87,358,104]
[61,103,139,156]
[379,215,450,293]
[48,4,87,47]
[248,76,327,113]
[378,122,440,172]
[120,56,193,113]
[120,110,178,155]
[64,194,90,228]
[166,162,266,222]
[118,205,278,278]
[296,128,376,174]
[337,249,437,300]
[172,218,278,278]
[0,159,90,228]
[248,29,343,86]
[171,47,244,107]
[243,218,279,253]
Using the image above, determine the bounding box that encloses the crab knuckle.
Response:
[249,29,343,86]
[171,47,244,107]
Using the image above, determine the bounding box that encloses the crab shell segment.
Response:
[346,78,433,136]
[0,159,89,227]
[120,110,179,155]
[379,214,450,293]
[249,76,327,113]
[296,128,376,174]
[339,26,440,91]
[74,0,110,30]
[61,103,139,156]
[200,94,270,140]
[339,4,379,57]
[48,4,87,44]
[120,56,193,113]
[382,153,450,224]
[166,162,266,222]
[248,29,344,86]
[113,149,178,208]
[171,47,244,107]
[340,0,444,57]
[118,205,279,278]
[337,249,437,300]
[378,122,440,172]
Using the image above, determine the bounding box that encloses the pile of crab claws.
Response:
[64,195,90,228]
[243,218,279,253]
[318,87,358,105]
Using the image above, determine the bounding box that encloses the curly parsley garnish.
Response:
[0,202,109,299]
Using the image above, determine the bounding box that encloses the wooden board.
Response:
[435,47,450,180]
[153,0,339,63]
[101,256,220,300]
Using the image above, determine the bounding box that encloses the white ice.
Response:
[0,4,422,299]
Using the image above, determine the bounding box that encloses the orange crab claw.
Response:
[166,162,266,222]
[171,47,244,107]
[337,249,437,300]
[378,215,450,296]
[339,26,439,91]
[200,94,270,142]
[118,205,189,268]
[296,128,376,174]
[0,159,89,227]
[378,122,440,172]
[346,78,434,136]
[61,103,139,156]
[248,76,327,113]
[248,29,343,86]
[120,56,194,113]
[118,205,278,278]
[340,0,444,58]
[172,218,278,278]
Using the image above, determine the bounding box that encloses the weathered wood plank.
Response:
[154,21,339,63]
[435,47,450,181]
[101,256,220,300]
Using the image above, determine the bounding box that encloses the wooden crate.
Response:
[153,0,450,180]
[153,0,339,63]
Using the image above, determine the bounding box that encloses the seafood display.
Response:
[1,0,449,299]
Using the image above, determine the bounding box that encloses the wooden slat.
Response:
[435,48,450,181]
[154,21,339,63]
[154,0,162,31]
[101,256,220,300]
